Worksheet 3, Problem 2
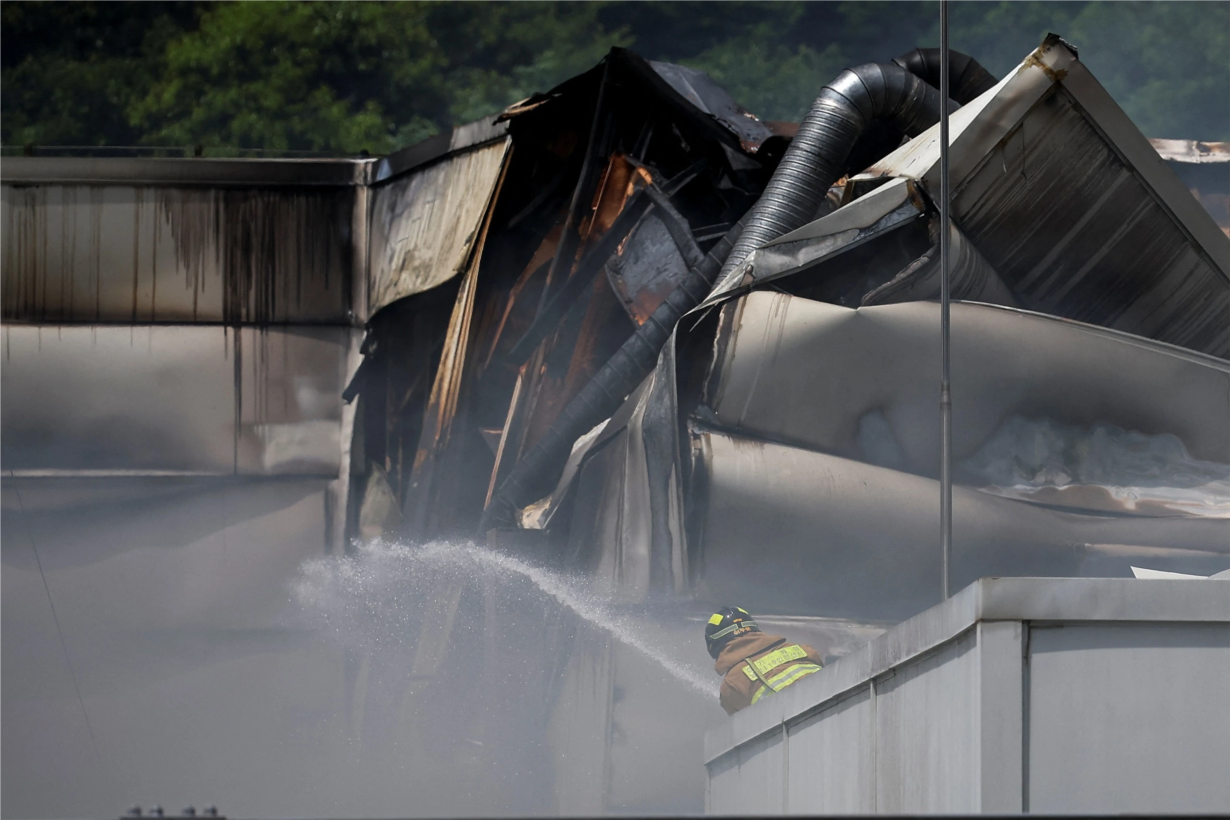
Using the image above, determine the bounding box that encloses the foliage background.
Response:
[4,1,1227,154]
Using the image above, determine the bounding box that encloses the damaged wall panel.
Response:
[367,139,511,315]
[1,184,354,325]
[703,291,1230,480]
[692,430,1229,621]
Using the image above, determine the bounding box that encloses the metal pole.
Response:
[939,0,953,600]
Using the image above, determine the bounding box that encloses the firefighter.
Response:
[705,606,824,714]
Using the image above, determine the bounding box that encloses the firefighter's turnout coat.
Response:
[714,632,824,714]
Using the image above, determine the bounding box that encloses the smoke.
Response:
[287,539,721,815]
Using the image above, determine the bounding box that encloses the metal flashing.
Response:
[705,178,923,302]
[0,156,375,187]
[372,115,510,185]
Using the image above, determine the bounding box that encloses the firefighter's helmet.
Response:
[704,606,760,659]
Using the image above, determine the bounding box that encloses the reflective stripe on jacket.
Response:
[714,633,824,715]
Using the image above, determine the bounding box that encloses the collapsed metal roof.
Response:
[710,35,1229,357]
[195,35,1224,618]
[2,39,1226,616]
[2,34,1228,818]
[532,36,1230,618]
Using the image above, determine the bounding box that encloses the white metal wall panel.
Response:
[785,685,875,814]
[1,325,347,475]
[706,580,1230,816]
[1028,622,1230,814]
[874,631,980,813]
[367,140,509,314]
[975,620,1024,812]
[547,633,614,816]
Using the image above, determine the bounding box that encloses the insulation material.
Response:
[367,139,510,314]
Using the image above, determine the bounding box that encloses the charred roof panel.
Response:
[718,36,1229,359]
[951,83,1228,356]
[647,61,774,152]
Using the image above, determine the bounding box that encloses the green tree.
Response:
[847,1,1230,140]
[3,1,1227,152]
[1,2,199,146]
[1062,2,1230,140]
[127,1,630,153]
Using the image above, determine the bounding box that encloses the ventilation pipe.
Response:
[717,51,994,284]
[893,48,998,106]
[483,51,996,530]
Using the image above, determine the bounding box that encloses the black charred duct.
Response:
[484,50,997,526]
[717,52,995,284]
[893,47,999,104]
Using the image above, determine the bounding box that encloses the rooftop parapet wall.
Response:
[705,577,1230,815]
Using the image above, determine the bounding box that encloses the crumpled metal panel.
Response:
[566,362,689,600]
[565,423,652,597]
[1,185,354,324]
[703,291,1230,487]
[857,37,1228,357]
[693,430,1229,621]
[649,61,774,152]
[706,178,926,301]
[367,139,510,314]
[860,221,1016,307]
[1,325,348,475]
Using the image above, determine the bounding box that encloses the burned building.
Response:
[2,35,1227,817]
[344,36,1228,618]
